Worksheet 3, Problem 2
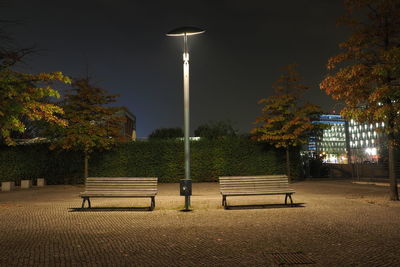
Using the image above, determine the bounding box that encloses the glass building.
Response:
[348,119,385,163]
[307,115,386,164]
[308,114,348,164]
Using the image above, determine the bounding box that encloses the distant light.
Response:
[365,147,377,156]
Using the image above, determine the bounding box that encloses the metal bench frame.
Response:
[80,177,158,210]
[219,175,295,208]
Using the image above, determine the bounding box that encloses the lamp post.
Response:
[167,26,205,211]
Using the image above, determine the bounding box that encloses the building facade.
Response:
[348,119,385,163]
[308,114,348,164]
[307,115,386,164]
[115,108,136,141]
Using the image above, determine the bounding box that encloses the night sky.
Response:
[2,0,347,137]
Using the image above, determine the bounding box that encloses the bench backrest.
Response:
[219,175,290,194]
[84,177,158,195]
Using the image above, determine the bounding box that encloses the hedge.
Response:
[0,138,301,184]
[0,144,84,185]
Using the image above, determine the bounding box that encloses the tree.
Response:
[320,0,400,200]
[252,64,324,182]
[194,120,237,139]
[148,127,183,140]
[0,22,70,145]
[49,78,124,178]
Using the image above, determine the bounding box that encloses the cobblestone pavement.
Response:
[1,180,400,266]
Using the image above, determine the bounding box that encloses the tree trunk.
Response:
[286,146,291,183]
[388,137,399,201]
[84,152,89,179]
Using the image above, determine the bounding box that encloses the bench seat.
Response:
[219,175,295,208]
[80,177,158,210]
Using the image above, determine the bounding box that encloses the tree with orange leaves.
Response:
[0,23,70,145]
[253,64,324,182]
[49,78,125,179]
[320,0,400,200]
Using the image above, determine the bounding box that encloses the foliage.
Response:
[0,21,70,145]
[49,78,124,154]
[88,138,300,182]
[252,64,324,148]
[320,0,400,199]
[0,139,302,184]
[320,0,400,135]
[0,70,70,146]
[0,143,83,184]
[194,120,237,139]
[252,64,324,180]
[48,78,125,178]
[148,127,183,140]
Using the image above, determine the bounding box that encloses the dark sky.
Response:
[2,0,347,137]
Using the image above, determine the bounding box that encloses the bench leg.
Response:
[81,197,91,209]
[222,195,227,209]
[285,194,293,206]
[150,197,155,211]
[288,194,293,206]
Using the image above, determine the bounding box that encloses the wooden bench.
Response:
[80,177,158,210]
[219,175,295,208]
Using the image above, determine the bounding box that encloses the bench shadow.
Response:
[69,207,152,212]
[224,203,305,210]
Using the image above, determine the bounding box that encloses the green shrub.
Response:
[0,138,301,184]
[0,144,84,184]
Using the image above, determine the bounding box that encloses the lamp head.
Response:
[166,26,205,37]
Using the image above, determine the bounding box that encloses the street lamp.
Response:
[167,26,205,211]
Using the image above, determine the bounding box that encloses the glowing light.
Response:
[365,147,377,156]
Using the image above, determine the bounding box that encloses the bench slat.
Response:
[81,177,158,197]
[86,177,157,180]
[221,189,294,193]
[220,180,288,184]
[80,193,156,197]
[85,185,157,188]
[218,175,295,198]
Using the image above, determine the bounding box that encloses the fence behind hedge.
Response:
[0,138,300,184]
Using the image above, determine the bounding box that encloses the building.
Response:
[115,108,136,141]
[309,114,348,164]
[348,119,385,163]
[307,114,386,164]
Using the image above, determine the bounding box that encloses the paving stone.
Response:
[0,181,399,266]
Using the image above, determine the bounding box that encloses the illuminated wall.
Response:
[348,120,385,163]
[310,115,348,164]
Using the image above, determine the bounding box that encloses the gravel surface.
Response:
[0,180,399,266]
